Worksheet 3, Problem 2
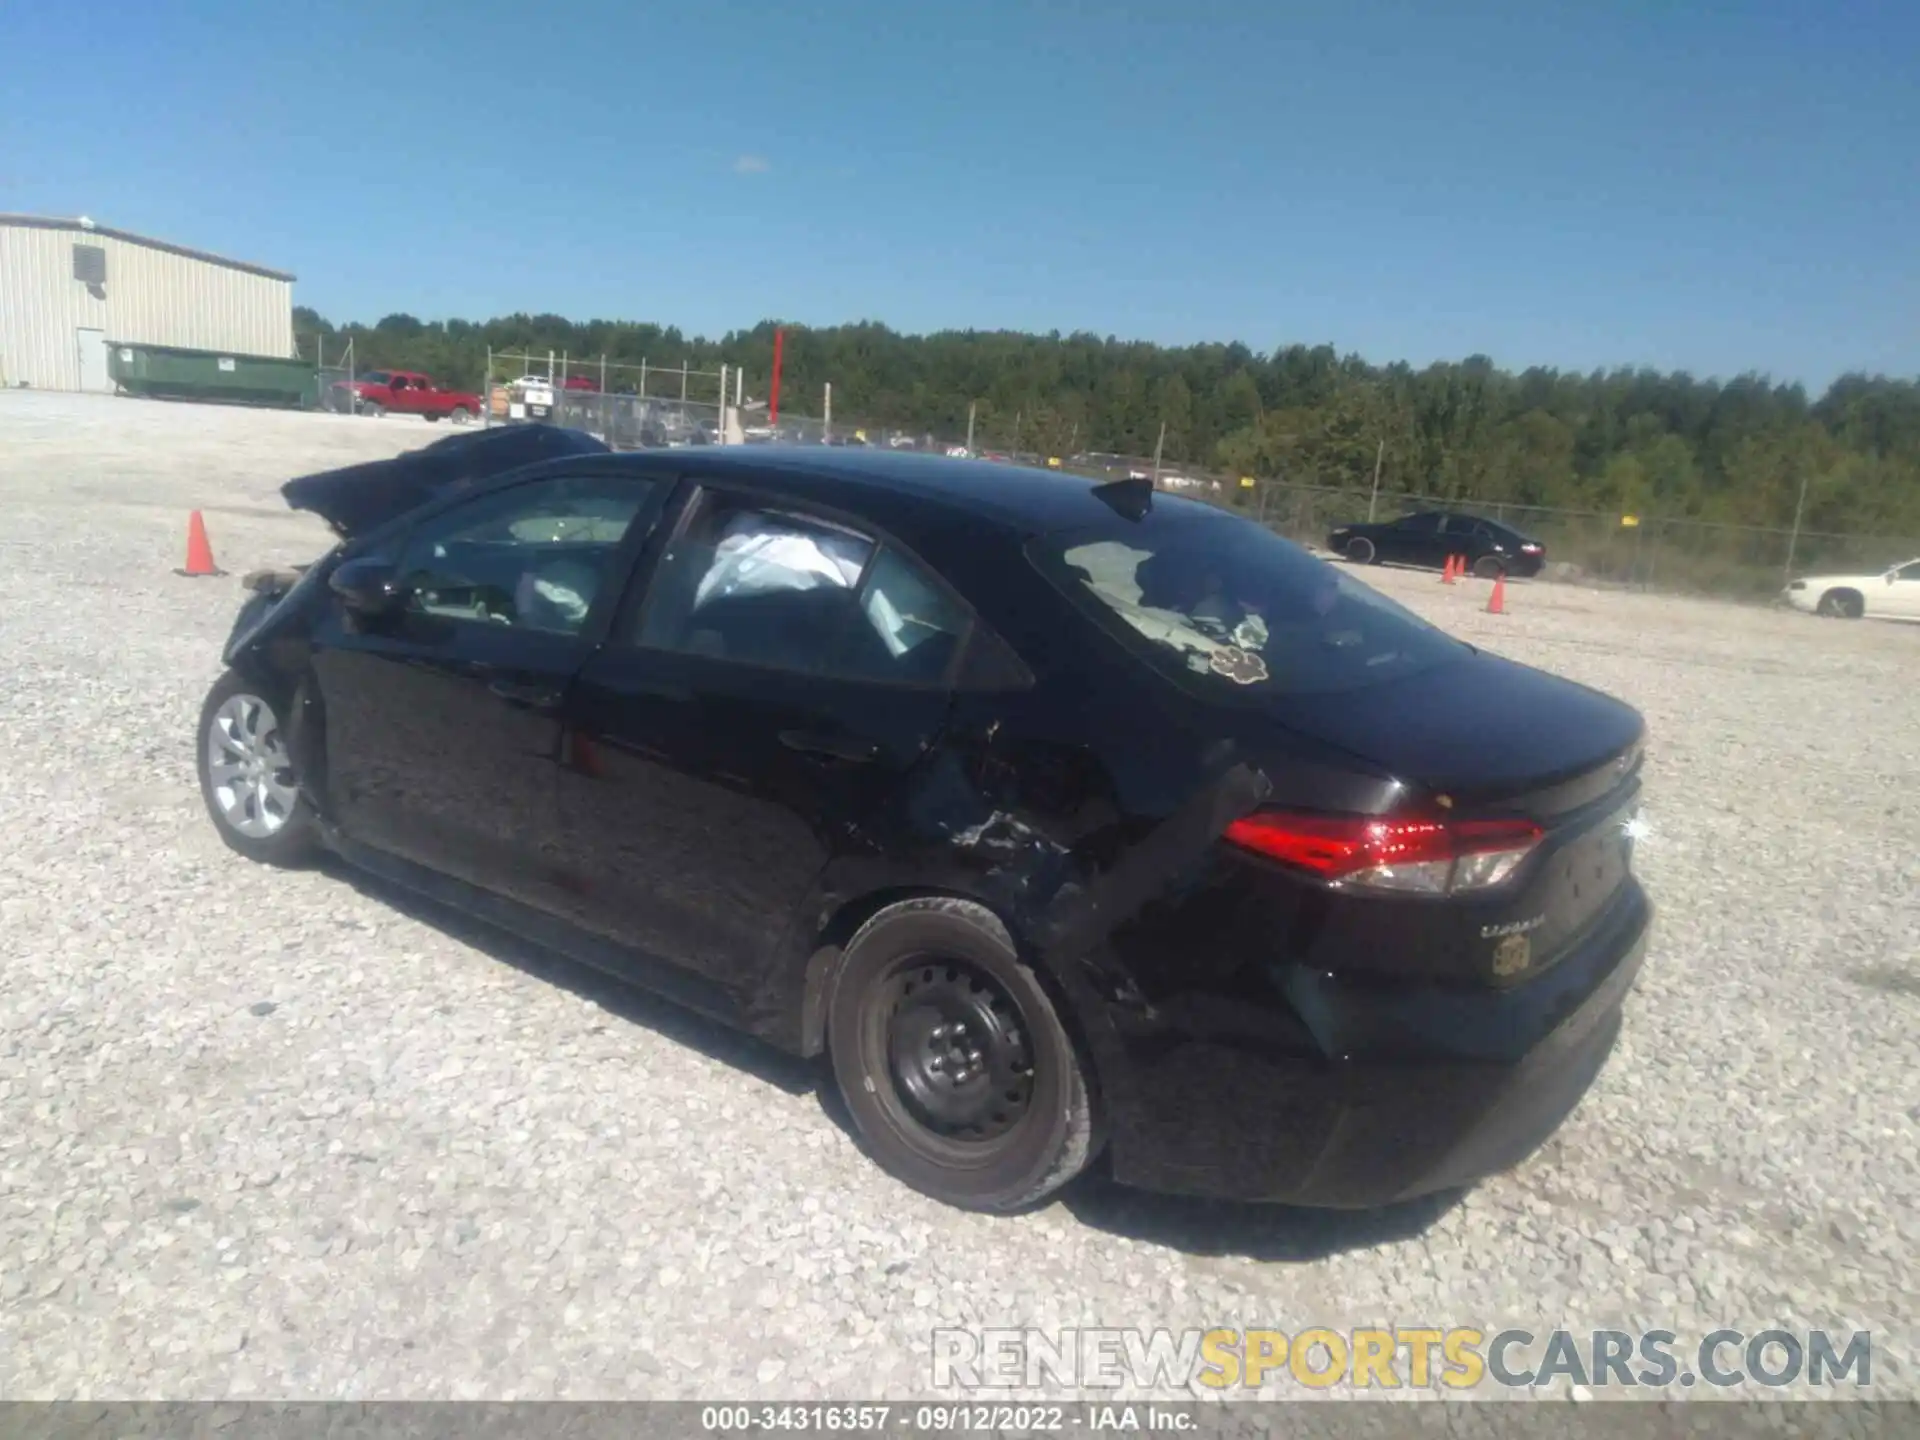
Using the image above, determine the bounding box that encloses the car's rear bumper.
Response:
[1098,881,1651,1207]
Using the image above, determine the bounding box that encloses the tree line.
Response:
[295,307,1920,540]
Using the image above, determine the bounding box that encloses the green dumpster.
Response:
[107,342,319,410]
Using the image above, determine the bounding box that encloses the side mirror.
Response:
[330,557,408,616]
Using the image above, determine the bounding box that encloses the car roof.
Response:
[641,445,1230,534]
[1399,509,1536,539]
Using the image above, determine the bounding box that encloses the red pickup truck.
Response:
[332,370,483,424]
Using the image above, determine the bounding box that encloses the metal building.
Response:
[0,214,295,392]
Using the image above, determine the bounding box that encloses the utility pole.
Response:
[1784,471,1811,581]
[965,401,976,454]
[1151,421,1167,483]
[1368,438,1385,522]
[823,381,832,440]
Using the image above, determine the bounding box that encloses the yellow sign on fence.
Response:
[1620,515,1640,528]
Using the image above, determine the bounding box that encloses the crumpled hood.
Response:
[280,423,610,537]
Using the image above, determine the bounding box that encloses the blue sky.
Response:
[4,0,1915,387]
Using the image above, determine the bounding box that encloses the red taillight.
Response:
[1223,811,1543,895]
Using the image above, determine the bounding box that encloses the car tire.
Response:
[195,670,319,868]
[451,406,474,426]
[364,402,385,419]
[1816,589,1863,619]
[826,897,1099,1213]
[1472,555,1505,579]
[1345,537,1376,563]
[423,413,441,424]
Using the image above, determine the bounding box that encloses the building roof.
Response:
[0,214,296,282]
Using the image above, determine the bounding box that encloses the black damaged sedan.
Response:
[201,427,1651,1212]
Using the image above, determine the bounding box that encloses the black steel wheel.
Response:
[880,956,1036,1142]
[1472,555,1505,579]
[827,897,1098,1212]
[1346,536,1376,563]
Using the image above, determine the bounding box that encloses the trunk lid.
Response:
[1266,649,1642,813]
[1258,650,1646,984]
[281,423,608,538]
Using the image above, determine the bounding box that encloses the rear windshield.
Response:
[1027,512,1468,697]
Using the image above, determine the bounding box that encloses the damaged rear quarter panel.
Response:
[779,653,1324,1066]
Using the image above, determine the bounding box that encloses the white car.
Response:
[509,375,556,420]
[1781,558,1920,619]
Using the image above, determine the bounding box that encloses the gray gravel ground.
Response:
[1,391,1915,1403]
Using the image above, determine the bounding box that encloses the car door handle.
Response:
[779,730,879,764]
[489,678,562,710]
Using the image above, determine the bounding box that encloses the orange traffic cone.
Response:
[1486,572,1506,615]
[176,511,223,577]
[1441,554,1458,584]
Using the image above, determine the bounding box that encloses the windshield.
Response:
[358,371,392,385]
[1028,513,1469,697]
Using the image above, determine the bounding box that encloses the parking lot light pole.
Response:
[770,327,784,427]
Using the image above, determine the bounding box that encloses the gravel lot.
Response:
[1,391,1916,1403]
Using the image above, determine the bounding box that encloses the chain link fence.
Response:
[484,351,727,450]
[734,407,969,454]
[1237,479,1919,598]
[315,366,356,413]
[304,345,1918,601]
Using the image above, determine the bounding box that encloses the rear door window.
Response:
[1029,512,1467,697]
[629,491,973,687]
[632,493,872,672]
[834,545,972,685]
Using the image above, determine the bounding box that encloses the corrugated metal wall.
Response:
[0,224,294,391]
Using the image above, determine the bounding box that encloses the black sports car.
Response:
[1329,510,1547,577]
[200,430,1649,1212]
